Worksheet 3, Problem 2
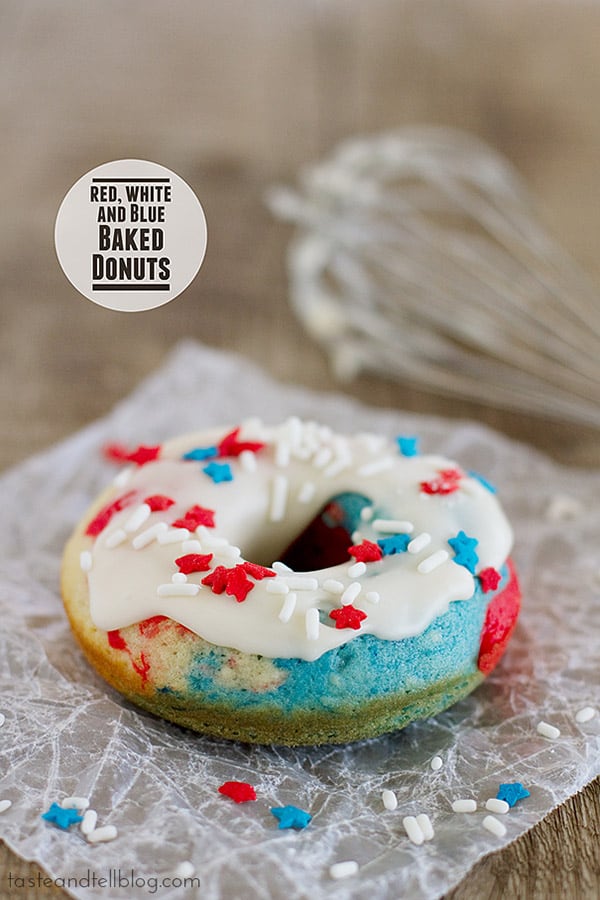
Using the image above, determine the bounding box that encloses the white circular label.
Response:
[54,159,207,312]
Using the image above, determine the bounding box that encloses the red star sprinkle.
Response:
[202,564,256,602]
[175,553,214,574]
[202,565,229,594]
[217,427,265,458]
[171,516,200,530]
[218,781,257,803]
[479,567,502,593]
[103,443,161,466]
[85,491,137,536]
[348,540,383,563]
[202,566,227,594]
[171,504,216,530]
[420,468,463,495]
[329,605,368,630]
[242,561,276,579]
[224,566,255,602]
[144,494,175,512]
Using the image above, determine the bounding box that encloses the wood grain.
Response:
[1,1,599,896]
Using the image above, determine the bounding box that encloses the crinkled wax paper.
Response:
[0,341,599,899]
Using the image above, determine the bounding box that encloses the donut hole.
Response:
[275,491,372,573]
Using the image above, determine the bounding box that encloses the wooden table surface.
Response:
[1,2,599,896]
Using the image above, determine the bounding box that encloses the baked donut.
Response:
[61,419,521,745]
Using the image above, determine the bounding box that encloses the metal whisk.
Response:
[268,127,600,428]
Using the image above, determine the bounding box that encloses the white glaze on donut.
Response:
[85,420,513,662]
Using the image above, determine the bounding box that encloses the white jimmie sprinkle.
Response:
[157,583,200,597]
[278,593,297,624]
[79,551,93,572]
[158,527,191,545]
[80,809,98,835]
[452,799,477,813]
[0,801,12,814]
[272,561,293,574]
[124,503,151,532]
[329,860,359,880]
[575,707,597,724]
[416,814,434,841]
[402,816,424,845]
[171,573,188,584]
[285,576,319,591]
[537,721,561,740]
[360,506,374,522]
[298,481,316,503]
[196,527,228,547]
[132,522,168,549]
[372,518,414,533]
[174,861,196,879]
[239,449,257,472]
[347,561,366,578]
[418,550,449,574]
[313,446,333,468]
[341,582,361,606]
[323,457,352,478]
[270,475,289,522]
[105,528,127,549]
[283,416,302,447]
[216,544,241,561]
[408,532,431,554]
[482,815,507,838]
[61,797,89,811]
[305,607,320,640]
[266,579,290,595]
[86,825,118,844]
[293,445,312,461]
[275,440,291,468]
[485,798,510,815]
[181,539,203,553]
[358,457,394,477]
[365,591,380,604]
[382,789,398,811]
[323,579,344,595]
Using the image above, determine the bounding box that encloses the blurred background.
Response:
[2,5,600,895]
[2,0,600,472]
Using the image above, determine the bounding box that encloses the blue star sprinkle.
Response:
[270,805,312,830]
[496,783,530,807]
[183,446,218,461]
[396,435,419,457]
[41,803,83,830]
[448,530,479,574]
[203,461,233,484]
[468,471,497,494]
[377,534,411,556]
